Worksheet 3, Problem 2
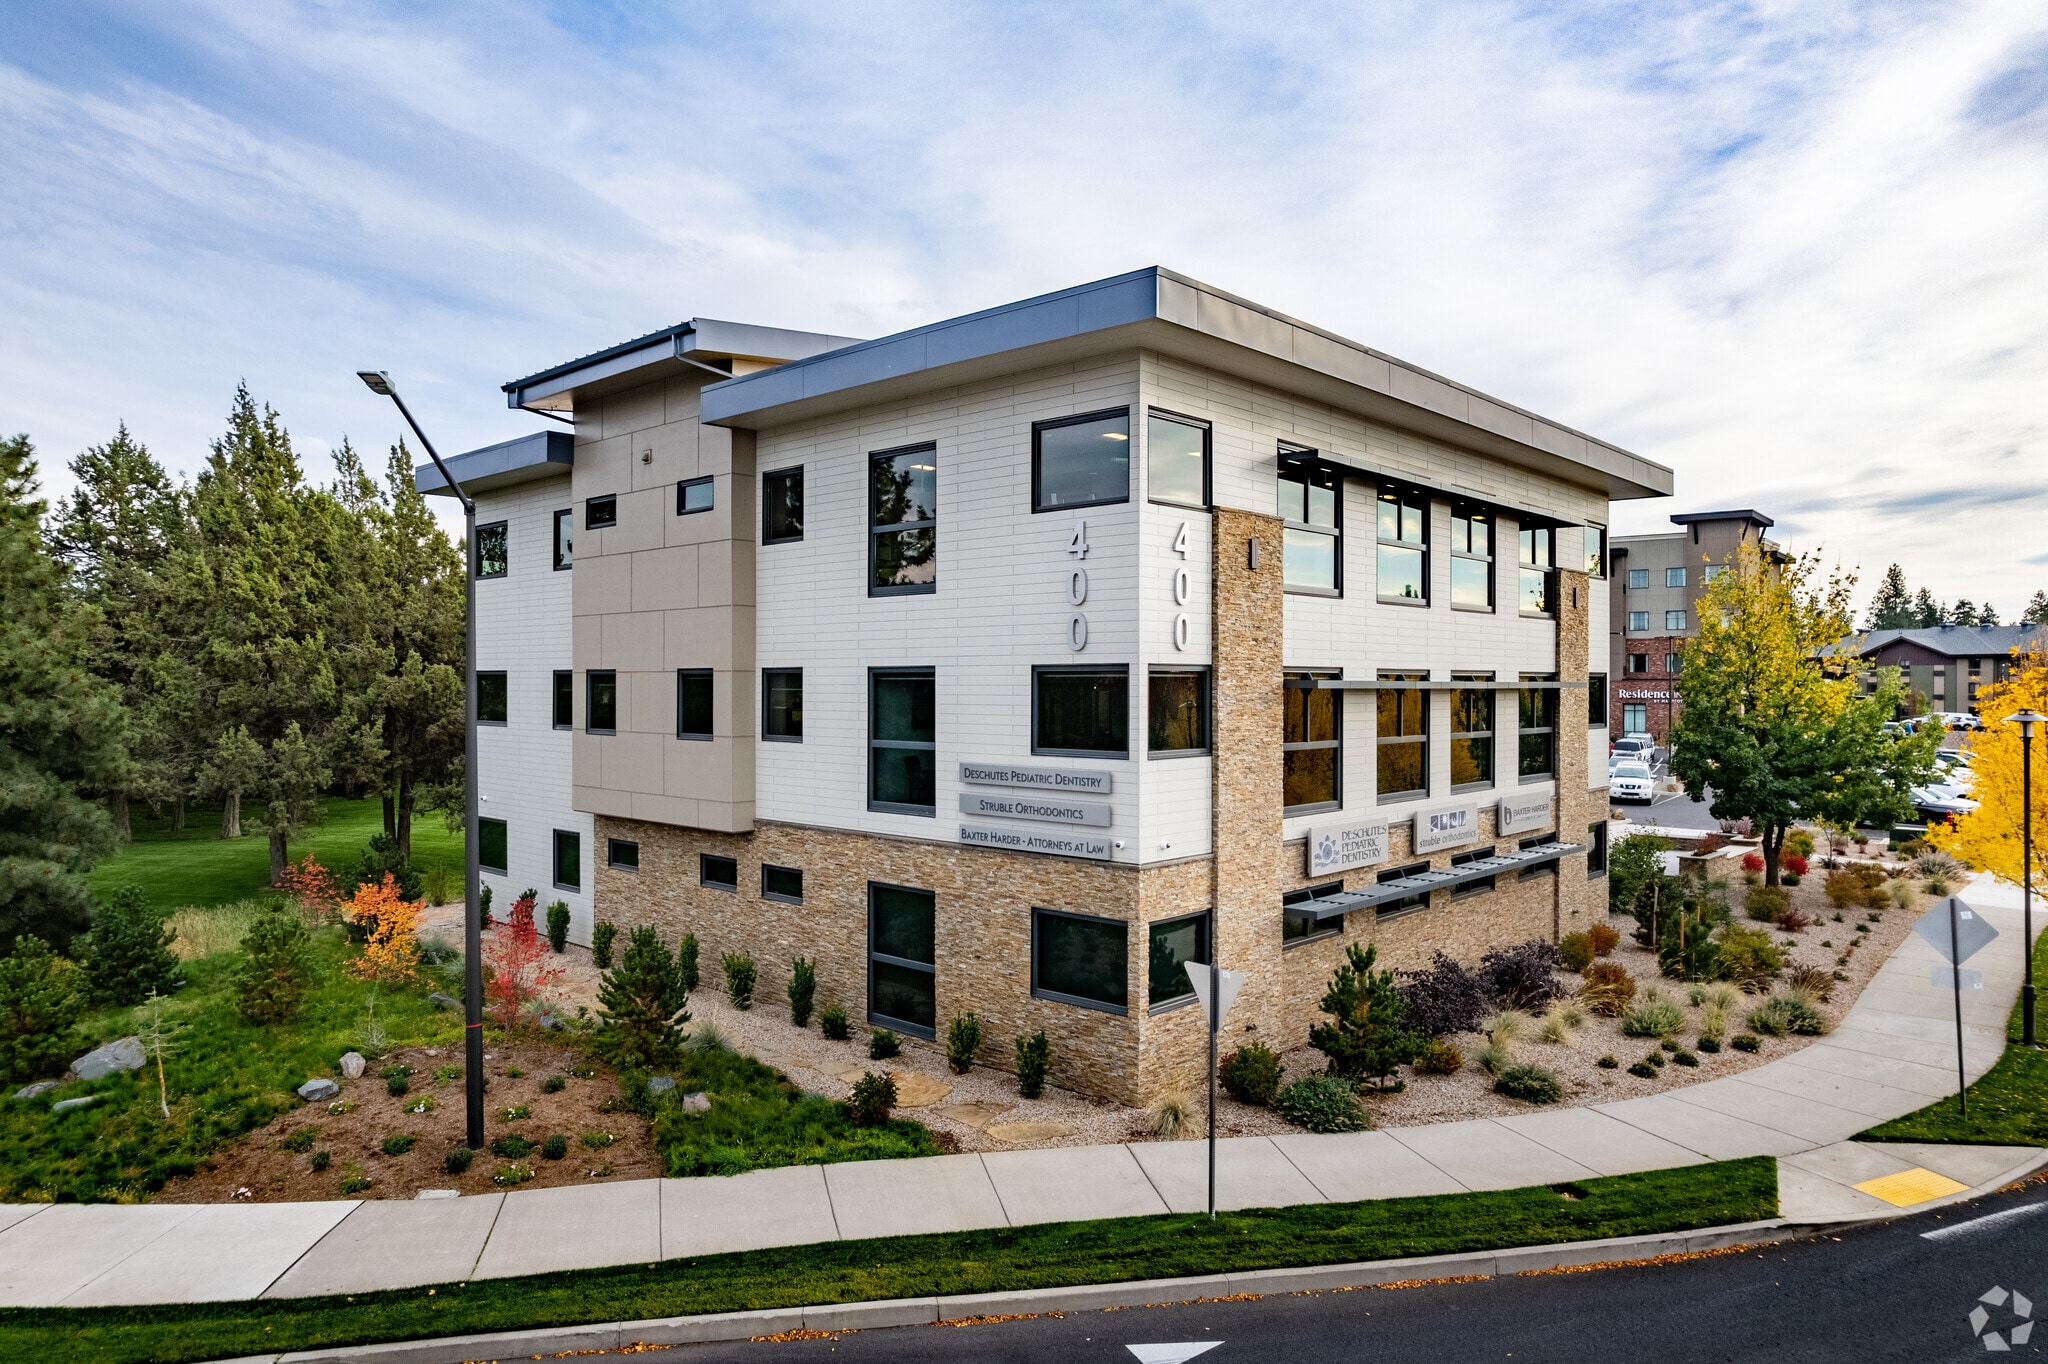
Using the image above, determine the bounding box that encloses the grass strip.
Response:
[0,1157,1777,1364]
[1859,924,2048,1146]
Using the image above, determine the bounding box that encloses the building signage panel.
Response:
[958,823,1112,861]
[1616,688,1675,702]
[958,792,1112,827]
[1412,802,1481,854]
[958,762,1113,794]
[1306,817,1391,876]
[1496,793,1554,836]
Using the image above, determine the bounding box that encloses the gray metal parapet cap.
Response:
[237,1218,1794,1364]
[414,429,572,497]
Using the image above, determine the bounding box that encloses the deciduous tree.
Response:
[1932,648,2048,892]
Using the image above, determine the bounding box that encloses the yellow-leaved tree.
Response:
[1932,648,2048,889]
[345,873,420,983]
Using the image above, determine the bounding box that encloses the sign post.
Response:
[1914,897,2000,1117]
[1186,961,1246,1220]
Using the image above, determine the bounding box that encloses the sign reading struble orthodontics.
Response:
[1496,793,1554,836]
[1306,816,1391,876]
[1412,801,1481,854]
[958,823,1112,860]
[958,792,1112,827]
[958,762,1113,794]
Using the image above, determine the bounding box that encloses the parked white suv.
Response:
[1609,761,1655,802]
[1931,711,1983,731]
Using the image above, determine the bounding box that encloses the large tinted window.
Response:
[870,445,937,594]
[587,671,616,733]
[1519,676,1557,778]
[1033,909,1128,1012]
[1034,410,1130,512]
[1147,412,1208,508]
[1378,672,1427,801]
[1148,668,1210,754]
[479,818,507,873]
[763,467,804,543]
[552,509,573,570]
[477,671,508,724]
[1035,666,1129,757]
[870,669,936,813]
[1450,676,1493,789]
[1283,671,1340,812]
[1449,507,1491,610]
[1147,912,1209,1008]
[1377,490,1427,601]
[869,883,936,1035]
[1278,459,1340,592]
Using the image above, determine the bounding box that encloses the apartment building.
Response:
[1606,510,1777,741]
[425,268,1673,1104]
[1851,624,2047,716]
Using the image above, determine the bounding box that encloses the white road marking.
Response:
[1920,1201,2048,1242]
[1127,1345,1224,1363]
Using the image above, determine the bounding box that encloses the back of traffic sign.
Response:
[1913,897,1999,965]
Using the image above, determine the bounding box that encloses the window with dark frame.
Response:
[607,838,639,871]
[1627,567,1649,590]
[1147,411,1209,509]
[1283,671,1341,813]
[870,444,937,594]
[1035,666,1129,758]
[1450,845,1497,898]
[585,495,617,530]
[1277,457,1341,593]
[1666,610,1688,631]
[1033,409,1131,512]
[762,864,803,904]
[1666,566,1688,588]
[586,670,617,734]
[1588,674,1608,726]
[1376,487,1428,602]
[477,671,508,725]
[1146,912,1210,1008]
[1377,671,1428,802]
[479,818,508,874]
[1588,821,1610,876]
[1623,702,1648,733]
[1376,861,1431,917]
[1628,611,1650,631]
[1626,652,1648,674]
[1518,526,1554,615]
[1518,674,1557,779]
[677,477,714,516]
[870,668,936,814]
[1032,908,1128,1013]
[1585,526,1607,578]
[552,829,581,890]
[676,669,713,740]
[1282,882,1347,944]
[763,467,804,543]
[552,509,573,570]
[762,668,802,742]
[1449,505,1492,609]
[1450,673,1494,790]
[700,854,738,891]
[868,882,936,1035]
[1147,667,1210,755]
[474,521,508,579]
[553,670,573,729]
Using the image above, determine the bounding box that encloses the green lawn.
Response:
[0,1157,1778,1364]
[1859,926,2048,1146]
[85,797,465,911]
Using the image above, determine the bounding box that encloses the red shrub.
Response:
[1741,853,1765,874]
[483,891,565,1030]
[1782,853,1810,877]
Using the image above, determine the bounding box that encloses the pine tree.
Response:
[1980,602,2000,627]
[596,926,691,1068]
[2027,590,2048,625]
[81,884,181,1007]
[235,907,314,1024]
[0,435,130,950]
[1308,941,1422,1090]
[0,936,84,1083]
[1952,598,1978,629]
[1912,587,1942,628]
[1865,563,1913,630]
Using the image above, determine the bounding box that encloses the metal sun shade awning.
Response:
[1292,841,1586,921]
[1285,678,1588,691]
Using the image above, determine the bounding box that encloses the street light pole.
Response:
[2011,711,2043,1048]
[358,371,485,1149]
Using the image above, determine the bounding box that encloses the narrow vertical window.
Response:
[552,829,581,890]
[478,818,508,874]
[1376,672,1428,801]
[870,668,936,814]
[552,509,573,570]
[869,882,936,1036]
[1147,411,1209,509]
[1277,453,1341,592]
[1585,526,1607,578]
[1146,912,1210,1008]
[763,466,804,543]
[1376,488,1428,602]
[1449,505,1491,610]
[1033,410,1131,512]
[1519,674,1557,779]
[586,671,617,734]
[552,670,573,729]
[1518,526,1554,615]
[870,444,937,594]
[1588,673,1608,726]
[1449,673,1494,790]
[676,669,713,739]
[762,668,802,741]
[1587,821,1609,876]
[474,521,508,579]
[1283,671,1341,813]
[477,671,508,725]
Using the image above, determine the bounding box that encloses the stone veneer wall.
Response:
[1555,567,1608,932]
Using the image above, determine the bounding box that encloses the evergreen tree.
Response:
[1308,941,1422,1090]
[595,926,691,1068]
[81,884,180,1007]
[1980,602,2000,627]
[0,936,84,1083]
[235,907,314,1024]
[1952,598,1979,628]
[2027,590,2048,625]
[1865,563,1913,630]
[0,435,130,950]
[1911,587,1942,628]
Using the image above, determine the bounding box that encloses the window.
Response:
[763,467,804,544]
[870,668,936,814]
[585,495,616,530]
[1147,411,1209,509]
[1623,703,1648,733]
[1449,506,1492,609]
[607,838,639,872]
[1666,567,1688,588]
[1376,862,1430,918]
[552,829,581,890]
[1283,883,1347,944]
[1626,653,1648,674]
[1450,674,1494,790]
[677,669,713,740]
[1278,458,1342,592]
[474,521,508,579]
[762,864,803,904]
[1588,674,1608,726]
[1666,610,1688,631]
[553,671,573,729]
[1518,526,1554,615]
[870,443,937,594]
[677,477,714,516]
[552,509,573,571]
[1284,671,1342,813]
[586,671,616,733]
[1518,832,1559,878]
[1586,527,1607,577]
[1664,653,1683,675]
[1450,846,1496,897]
[1703,564,1729,584]
[1377,671,1427,802]
[1033,409,1130,512]
[762,668,802,742]
[479,818,507,874]
[1146,912,1210,1009]
[1147,667,1211,755]
[1376,487,1428,602]
[869,883,935,1035]
[1035,666,1129,758]
[700,854,738,891]
[1518,675,1556,779]
[1032,908,1128,1013]
[477,671,508,725]
[1627,611,1650,632]
[1627,567,1649,591]
[1588,821,1609,877]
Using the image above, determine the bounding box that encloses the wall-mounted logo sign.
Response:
[1306,817,1390,876]
[958,762,1112,794]
[1412,802,1481,854]
[1617,688,1675,702]
[958,792,1112,827]
[959,823,1112,860]
[1496,793,1554,836]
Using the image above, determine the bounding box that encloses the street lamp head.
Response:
[2007,710,2046,739]
[356,370,395,397]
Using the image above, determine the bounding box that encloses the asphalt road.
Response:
[618,1178,2048,1363]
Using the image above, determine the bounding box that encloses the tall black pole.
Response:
[1950,897,1967,1119]
[2024,723,2036,1048]
[1207,960,1218,1221]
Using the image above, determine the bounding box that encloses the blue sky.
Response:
[3,0,2044,613]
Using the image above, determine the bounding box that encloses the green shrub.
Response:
[1596,1055,1619,1069]
[545,902,570,955]
[1015,1031,1050,1099]
[493,1163,534,1186]
[1659,1038,1679,1052]
[1493,1063,1562,1104]
[1277,1074,1368,1133]
[1627,1060,1659,1078]
[1671,1050,1699,1067]
[591,921,617,971]
[1412,1038,1464,1077]
[1744,885,1790,922]
[677,934,700,992]
[488,1133,532,1159]
[380,1133,414,1156]
[541,1133,568,1160]
[1558,932,1595,973]
[1620,998,1684,1038]
[1698,1036,1722,1053]
[1715,923,1785,991]
[1309,942,1422,1091]
[337,1164,372,1195]
[787,957,816,1029]
[1473,1042,1513,1076]
[386,1075,409,1097]
[442,1147,473,1174]
[0,936,84,1084]
[1730,1032,1762,1053]
[234,908,315,1024]
[81,885,181,1007]
[1747,994,1828,1037]
[310,1150,330,1171]
[279,1126,317,1153]
[1220,1041,1286,1103]
[819,1006,851,1041]
[596,927,692,1069]
[580,1130,615,1149]
[353,833,423,905]
[542,1074,565,1094]
[848,1071,897,1126]
[946,1011,982,1074]
[721,951,756,1010]
[869,1028,899,1060]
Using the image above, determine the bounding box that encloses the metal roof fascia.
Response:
[507,335,679,409]
[415,430,574,496]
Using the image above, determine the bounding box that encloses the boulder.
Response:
[51,1095,102,1115]
[647,1076,676,1098]
[679,1091,711,1113]
[338,1052,366,1080]
[13,1081,59,1102]
[72,1036,146,1082]
[427,992,459,1011]
[297,1077,341,1103]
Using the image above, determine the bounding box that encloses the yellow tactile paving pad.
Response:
[1853,1167,1971,1207]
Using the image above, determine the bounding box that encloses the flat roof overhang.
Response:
[415,429,573,497]
[698,268,1674,508]
[502,317,867,414]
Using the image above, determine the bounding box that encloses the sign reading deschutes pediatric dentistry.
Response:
[958,823,1112,860]
[958,762,1113,794]
[958,792,1112,827]
[1496,793,1554,836]
[1306,816,1391,876]
[1412,801,1481,853]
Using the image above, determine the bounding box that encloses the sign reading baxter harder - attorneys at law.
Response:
[958,792,1112,827]
[1496,793,1554,836]
[959,824,1113,860]
[958,762,1113,794]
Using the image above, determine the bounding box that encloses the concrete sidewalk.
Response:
[1,875,2037,1309]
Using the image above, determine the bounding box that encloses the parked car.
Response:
[1910,781,1978,822]
[1932,711,1984,731]
[1608,737,1650,767]
[1609,761,1656,803]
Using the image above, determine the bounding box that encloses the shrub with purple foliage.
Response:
[1397,952,1489,1038]
[1476,939,1568,1011]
